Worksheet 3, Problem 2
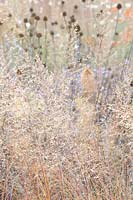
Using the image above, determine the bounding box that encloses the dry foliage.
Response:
[0,0,133,200]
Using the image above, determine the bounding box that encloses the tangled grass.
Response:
[0,0,133,199]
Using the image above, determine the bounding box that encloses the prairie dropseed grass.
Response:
[0,0,132,199]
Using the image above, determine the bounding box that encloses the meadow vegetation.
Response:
[0,0,133,199]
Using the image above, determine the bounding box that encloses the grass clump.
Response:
[0,0,132,199]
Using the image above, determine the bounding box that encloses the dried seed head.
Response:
[117,3,122,10]
[24,18,28,23]
[54,21,58,25]
[19,33,24,38]
[97,33,103,37]
[70,15,76,23]
[0,21,3,25]
[52,21,58,26]
[130,81,133,87]
[74,5,78,10]
[8,13,12,17]
[43,16,48,21]
[50,31,54,36]
[72,106,76,112]
[74,24,80,32]
[80,32,83,37]
[35,16,40,21]
[17,69,22,75]
[30,8,34,12]
[36,32,42,38]
[61,1,65,5]
[62,11,67,17]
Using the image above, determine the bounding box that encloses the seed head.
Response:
[97,33,103,37]
[117,3,122,10]
[74,5,78,10]
[8,13,12,17]
[50,31,54,36]
[30,8,34,12]
[54,21,58,25]
[74,24,80,32]
[62,11,67,17]
[19,33,24,38]
[17,69,22,75]
[43,16,48,21]
[35,16,40,21]
[43,63,46,68]
[61,1,65,5]
[36,33,42,38]
[70,15,76,23]
[24,18,28,23]
[80,32,83,37]
[130,81,133,87]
